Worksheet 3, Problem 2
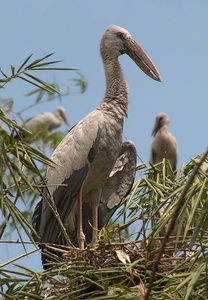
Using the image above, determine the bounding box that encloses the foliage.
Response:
[0,53,75,92]
[0,53,208,299]
[0,151,208,299]
[0,53,87,241]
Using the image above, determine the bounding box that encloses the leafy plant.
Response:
[0,53,207,299]
[0,152,207,299]
[0,53,87,243]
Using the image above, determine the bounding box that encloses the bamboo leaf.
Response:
[0,68,8,78]
[28,60,62,68]
[17,54,33,73]
[31,67,77,71]
[25,52,54,69]
[17,75,54,93]
[0,78,10,83]
[24,72,61,94]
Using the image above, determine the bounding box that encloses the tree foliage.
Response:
[0,54,208,299]
[0,53,87,241]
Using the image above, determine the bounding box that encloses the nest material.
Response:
[63,241,142,267]
[41,239,186,299]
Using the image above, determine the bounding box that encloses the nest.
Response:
[40,238,186,299]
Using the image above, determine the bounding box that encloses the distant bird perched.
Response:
[15,106,69,140]
[150,112,178,172]
[32,25,161,268]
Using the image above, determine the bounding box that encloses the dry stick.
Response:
[145,148,208,300]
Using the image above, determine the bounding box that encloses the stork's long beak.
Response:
[126,37,161,82]
[151,118,160,137]
[62,112,70,126]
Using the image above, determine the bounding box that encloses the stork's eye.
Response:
[117,32,124,39]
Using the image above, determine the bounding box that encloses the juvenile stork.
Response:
[150,112,178,172]
[32,25,161,267]
[16,106,69,140]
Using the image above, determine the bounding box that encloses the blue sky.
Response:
[1,1,208,272]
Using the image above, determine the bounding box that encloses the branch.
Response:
[0,53,76,92]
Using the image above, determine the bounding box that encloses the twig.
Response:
[0,248,39,268]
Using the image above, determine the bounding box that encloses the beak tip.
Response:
[155,72,162,82]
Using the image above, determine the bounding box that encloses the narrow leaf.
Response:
[17,54,33,73]
[29,60,62,68]
[0,68,8,78]
[25,52,54,69]
[32,67,77,71]
[24,73,61,94]
[0,78,10,83]
[11,65,15,76]
[18,75,54,93]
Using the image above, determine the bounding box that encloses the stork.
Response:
[150,112,178,172]
[149,113,178,254]
[32,25,161,268]
[16,106,69,140]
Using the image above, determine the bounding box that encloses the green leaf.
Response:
[24,72,62,94]
[18,75,56,93]
[24,52,55,69]
[17,54,33,73]
[10,65,15,76]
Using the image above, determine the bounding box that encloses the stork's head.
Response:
[100,25,161,81]
[55,107,70,126]
[151,112,170,137]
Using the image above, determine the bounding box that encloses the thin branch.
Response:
[0,248,39,268]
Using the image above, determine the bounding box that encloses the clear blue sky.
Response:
[1,1,208,272]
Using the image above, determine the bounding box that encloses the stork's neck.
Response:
[98,57,129,119]
[160,124,169,132]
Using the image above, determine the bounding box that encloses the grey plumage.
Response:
[150,112,178,172]
[16,106,69,139]
[66,141,137,247]
[32,25,161,268]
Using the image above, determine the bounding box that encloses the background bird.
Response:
[15,106,69,140]
[150,113,179,254]
[150,112,178,172]
[32,25,161,268]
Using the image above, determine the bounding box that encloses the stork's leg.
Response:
[91,204,98,247]
[77,188,85,249]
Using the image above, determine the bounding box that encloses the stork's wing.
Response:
[23,113,51,130]
[98,140,137,228]
[32,165,90,244]
[149,143,156,165]
[32,112,103,245]
[68,140,137,246]
[150,132,178,172]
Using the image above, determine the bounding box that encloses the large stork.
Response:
[16,106,69,140]
[32,25,161,268]
[150,112,178,172]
